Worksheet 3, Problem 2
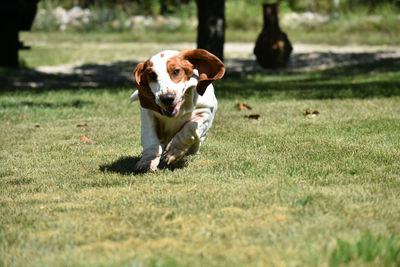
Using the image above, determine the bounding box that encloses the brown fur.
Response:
[178,49,225,95]
[153,115,162,140]
[134,60,160,113]
[166,55,194,84]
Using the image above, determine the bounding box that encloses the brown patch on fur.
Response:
[160,53,164,58]
[178,49,225,96]
[153,115,163,140]
[166,55,194,84]
[189,112,206,122]
[134,60,161,114]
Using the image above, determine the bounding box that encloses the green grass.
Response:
[18,32,197,67]
[1,34,400,266]
[1,64,400,266]
[18,31,400,69]
[330,232,400,266]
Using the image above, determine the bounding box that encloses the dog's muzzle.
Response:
[159,93,175,106]
[159,93,182,117]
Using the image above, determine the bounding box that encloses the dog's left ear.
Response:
[134,61,147,87]
[179,49,225,96]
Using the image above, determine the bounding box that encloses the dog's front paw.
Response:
[164,143,186,165]
[135,156,160,172]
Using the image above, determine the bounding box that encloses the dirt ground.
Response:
[4,43,400,89]
[37,42,400,72]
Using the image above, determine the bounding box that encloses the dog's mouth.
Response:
[160,99,183,117]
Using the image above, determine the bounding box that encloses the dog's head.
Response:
[134,49,225,117]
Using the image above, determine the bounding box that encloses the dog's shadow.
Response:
[99,155,188,175]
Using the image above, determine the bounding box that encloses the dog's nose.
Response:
[159,93,175,106]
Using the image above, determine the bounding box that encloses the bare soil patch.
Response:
[3,43,400,89]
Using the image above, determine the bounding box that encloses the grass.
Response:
[18,31,400,69]
[330,232,400,266]
[18,32,197,67]
[1,32,400,266]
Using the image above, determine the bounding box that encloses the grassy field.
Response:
[1,33,400,266]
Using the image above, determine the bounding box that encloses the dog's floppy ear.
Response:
[133,60,161,113]
[134,62,146,86]
[179,49,225,96]
[134,61,152,88]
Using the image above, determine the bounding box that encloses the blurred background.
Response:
[1,0,399,87]
[30,0,400,43]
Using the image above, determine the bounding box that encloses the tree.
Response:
[253,3,292,68]
[195,0,225,61]
[0,0,40,67]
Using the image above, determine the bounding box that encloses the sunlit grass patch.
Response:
[1,51,400,266]
[330,232,400,266]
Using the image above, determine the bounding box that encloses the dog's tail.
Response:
[130,90,139,103]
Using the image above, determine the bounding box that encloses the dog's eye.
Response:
[148,72,157,81]
[173,69,180,76]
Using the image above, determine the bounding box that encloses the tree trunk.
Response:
[195,0,225,61]
[0,0,39,67]
[253,3,292,68]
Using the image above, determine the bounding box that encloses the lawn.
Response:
[1,33,400,266]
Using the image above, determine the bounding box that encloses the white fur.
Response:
[129,90,138,102]
[131,50,219,171]
[149,50,191,109]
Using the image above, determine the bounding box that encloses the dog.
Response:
[130,49,225,171]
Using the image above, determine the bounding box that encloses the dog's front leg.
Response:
[164,112,212,165]
[136,110,162,171]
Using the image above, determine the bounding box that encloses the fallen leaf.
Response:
[237,103,252,110]
[245,113,261,120]
[77,123,88,127]
[303,109,320,118]
[81,135,95,144]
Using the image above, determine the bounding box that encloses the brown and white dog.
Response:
[130,49,225,171]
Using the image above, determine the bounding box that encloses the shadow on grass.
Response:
[1,52,399,100]
[99,156,141,175]
[0,60,139,91]
[218,57,400,100]
[0,100,94,108]
[99,155,187,175]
